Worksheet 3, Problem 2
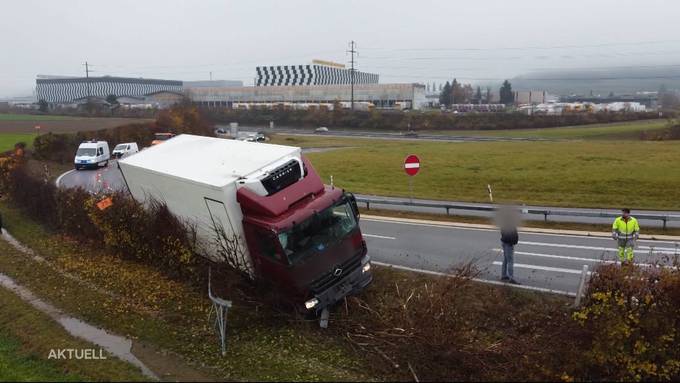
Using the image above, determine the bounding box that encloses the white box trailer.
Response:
[118,134,372,312]
[118,134,302,274]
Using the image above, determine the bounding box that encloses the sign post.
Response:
[404,154,420,203]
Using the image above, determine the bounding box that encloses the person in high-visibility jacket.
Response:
[612,208,640,263]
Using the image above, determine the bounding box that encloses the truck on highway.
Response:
[118,134,372,313]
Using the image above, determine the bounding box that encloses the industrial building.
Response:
[189,83,427,110]
[36,75,184,104]
[35,59,426,110]
[256,60,378,86]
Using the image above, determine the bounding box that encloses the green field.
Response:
[423,119,670,140]
[294,136,680,210]
[0,133,34,151]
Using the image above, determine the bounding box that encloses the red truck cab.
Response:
[238,157,371,312]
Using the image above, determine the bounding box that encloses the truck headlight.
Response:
[362,262,371,273]
[305,298,319,310]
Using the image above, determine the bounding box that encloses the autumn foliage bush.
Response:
[5,164,207,282]
[33,102,214,163]
[332,260,680,381]
[573,263,680,381]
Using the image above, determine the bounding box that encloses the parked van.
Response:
[74,140,110,170]
[111,142,139,159]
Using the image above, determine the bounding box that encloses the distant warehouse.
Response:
[189,83,427,110]
[36,75,183,104]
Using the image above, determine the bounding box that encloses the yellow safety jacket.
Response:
[612,216,640,238]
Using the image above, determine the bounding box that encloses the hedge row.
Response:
[205,107,665,131]
[5,165,207,281]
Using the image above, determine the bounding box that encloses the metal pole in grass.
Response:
[208,268,232,356]
[574,264,589,307]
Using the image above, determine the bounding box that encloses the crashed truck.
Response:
[118,134,372,314]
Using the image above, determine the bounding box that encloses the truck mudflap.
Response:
[313,255,373,312]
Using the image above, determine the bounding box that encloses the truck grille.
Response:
[310,253,363,294]
[260,159,302,195]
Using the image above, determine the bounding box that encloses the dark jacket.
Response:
[501,228,519,245]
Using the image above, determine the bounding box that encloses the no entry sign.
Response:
[404,154,420,176]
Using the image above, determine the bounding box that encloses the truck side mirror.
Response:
[346,193,359,221]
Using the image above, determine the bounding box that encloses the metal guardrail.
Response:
[357,197,680,229]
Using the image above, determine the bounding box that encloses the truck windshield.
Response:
[76,148,96,157]
[114,144,127,151]
[278,199,358,264]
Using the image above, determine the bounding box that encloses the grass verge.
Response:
[0,270,147,381]
[289,135,680,210]
[0,201,371,382]
[0,133,34,152]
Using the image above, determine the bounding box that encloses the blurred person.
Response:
[612,208,640,264]
[496,205,521,284]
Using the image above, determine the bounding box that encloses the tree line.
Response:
[439,79,515,106]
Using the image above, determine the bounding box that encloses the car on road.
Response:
[315,127,329,133]
[151,132,176,146]
[403,131,419,138]
[74,140,110,170]
[237,132,266,142]
[111,142,139,159]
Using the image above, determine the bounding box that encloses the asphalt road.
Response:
[56,161,680,296]
[357,194,680,229]
[265,127,546,142]
[56,160,126,193]
[361,216,680,295]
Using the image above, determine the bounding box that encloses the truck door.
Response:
[204,198,247,268]
[243,223,292,290]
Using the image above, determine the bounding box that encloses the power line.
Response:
[361,39,680,52]
[378,74,680,81]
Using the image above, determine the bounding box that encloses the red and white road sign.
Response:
[404,154,420,176]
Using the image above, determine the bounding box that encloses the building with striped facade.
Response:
[255,60,378,86]
[35,76,183,104]
[189,83,427,110]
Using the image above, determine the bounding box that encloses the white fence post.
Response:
[574,264,589,307]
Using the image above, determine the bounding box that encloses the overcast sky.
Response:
[2,0,679,97]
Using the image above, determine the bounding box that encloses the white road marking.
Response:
[372,261,575,296]
[364,234,396,240]
[520,240,680,254]
[55,169,75,187]
[495,248,609,263]
[492,261,589,275]
[496,249,675,269]
[363,215,680,243]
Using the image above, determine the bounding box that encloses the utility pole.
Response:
[83,61,92,99]
[347,40,357,110]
